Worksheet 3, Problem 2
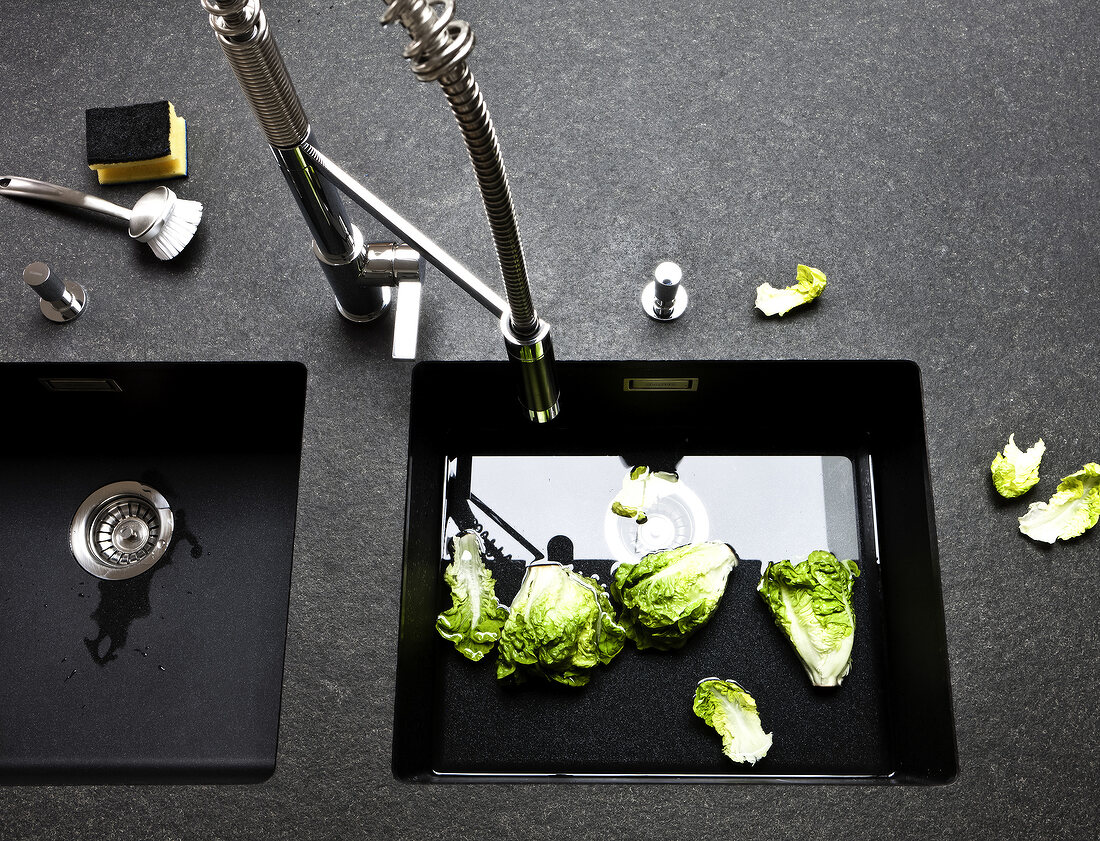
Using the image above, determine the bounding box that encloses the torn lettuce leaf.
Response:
[757,550,860,687]
[754,264,827,316]
[435,531,509,661]
[496,561,626,687]
[1018,462,1100,543]
[693,678,773,765]
[610,541,738,650]
[609,465,679,524]
[991,434,1045,498]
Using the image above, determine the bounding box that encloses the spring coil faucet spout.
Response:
[203,0,559,422]
[381,0,537,339]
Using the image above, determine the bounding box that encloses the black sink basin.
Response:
[394,360,956,784]
[0,362,307,783]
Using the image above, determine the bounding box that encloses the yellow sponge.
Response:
[85,101,189,185]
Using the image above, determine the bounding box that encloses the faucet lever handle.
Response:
[390,246,424,360]
[392,279,422,360]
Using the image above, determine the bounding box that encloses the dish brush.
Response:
[0,175,202,260]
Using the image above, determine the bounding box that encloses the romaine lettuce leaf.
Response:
[754,264,826,316]
[693,678,773,765]
[757,550,860,687]
[610,465,678,524]
[991,433,1045,497]
[1018,462,1100,543]
[435,531,509,661]
[497,561,626,686]
[610,541,738,650]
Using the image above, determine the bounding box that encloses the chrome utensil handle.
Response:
[0,176,132,222]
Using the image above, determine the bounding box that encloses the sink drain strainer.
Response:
[70,481,174,580]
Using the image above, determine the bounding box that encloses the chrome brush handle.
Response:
[0,176,132,222]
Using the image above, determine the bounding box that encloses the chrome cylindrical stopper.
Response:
[642,260,687,321]
[654,262,681,315]
[24,262,86,322]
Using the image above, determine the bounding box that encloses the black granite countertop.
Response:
[1,0,1097,838]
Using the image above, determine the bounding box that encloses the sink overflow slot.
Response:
[39,378,122,392]
[623,377,699,392]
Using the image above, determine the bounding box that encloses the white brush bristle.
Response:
[147,198,203,260]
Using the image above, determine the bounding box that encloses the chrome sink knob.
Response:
[23,262,87,322]
[642,261,687,321]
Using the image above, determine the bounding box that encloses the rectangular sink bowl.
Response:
[393,360,956,784]
[0,362,307,783]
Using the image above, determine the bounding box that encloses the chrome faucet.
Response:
[202,0,559,422]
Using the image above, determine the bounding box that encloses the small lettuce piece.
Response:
[693,678,773,765]
[610,541,738,650]
[757,550,860,687]
[610,465,678,524]
[755,264,826,316]
[1018,462,1100,543]
[436,531,509,661]
[991,434,1045,498]
[497,561,626,687]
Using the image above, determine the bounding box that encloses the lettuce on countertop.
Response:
[1018,462,1100,543]
[991,434,1045,498]
[755,264,826,316]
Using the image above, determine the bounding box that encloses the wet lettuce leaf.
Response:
[693,678,773,765]
[991,434,1045,498]
[610,465,678,524]
[757,550,860,687]
[755,264,826,316]
[610,541,738,650]
[496,562,626,687]
[435,531,509,661]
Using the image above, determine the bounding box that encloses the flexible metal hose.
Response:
[203,0,310,148]
[381,0,539,338]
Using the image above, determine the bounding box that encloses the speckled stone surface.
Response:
[0,0,1097,838]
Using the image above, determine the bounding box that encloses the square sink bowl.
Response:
[393,360,956,784]
[0,362,306,783]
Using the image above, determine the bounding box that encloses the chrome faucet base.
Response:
[299,143,507,320]
[309,218,395,322]
[334,288,393,323]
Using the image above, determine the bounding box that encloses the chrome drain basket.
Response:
[70,481,174,580]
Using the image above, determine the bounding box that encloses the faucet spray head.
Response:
[501,314,559,423]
